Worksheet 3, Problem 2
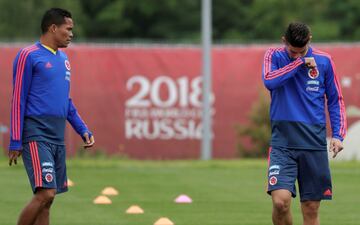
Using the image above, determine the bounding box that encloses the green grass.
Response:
[0,157,359,225]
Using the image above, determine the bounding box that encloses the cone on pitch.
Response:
[93,195,112,204]
[154,217,174,225]
[101,187,119,196]
[175,194,192,203]
[126,205,144,214]
[67,179,75,187]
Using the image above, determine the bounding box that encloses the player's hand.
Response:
[8,150,22,166]
[83,132,95,149]
[329,138,343,158]
[304,57,317,68]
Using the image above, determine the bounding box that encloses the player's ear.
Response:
[49,24,57,33]
[281,36,286,44]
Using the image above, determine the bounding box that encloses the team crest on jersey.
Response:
[45,173,53,183]
[308,67,319,79]
[64,60,71,71]
[269,176,277,186]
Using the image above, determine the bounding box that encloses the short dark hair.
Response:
[41,8,72,34]
[284,22,311,47]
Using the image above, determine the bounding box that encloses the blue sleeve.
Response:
[67,98,92,139]
[262,48,304,90]
[9,50,33,150]
[325,57,347,141]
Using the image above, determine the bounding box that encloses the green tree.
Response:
[78,0,200,41]
[0,0,360,42]
[235,89,271,158]
[0,0,85,41]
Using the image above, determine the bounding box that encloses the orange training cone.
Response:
[101,187,119,196]
[154,217,174,225]
[93,195,112,204]
[126,205,144,214]
[67,179,74,187]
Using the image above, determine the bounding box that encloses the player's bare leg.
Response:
[33,198,54,225]
[271,189,293,225]
[301,201,320,225]
[17,188,56,225]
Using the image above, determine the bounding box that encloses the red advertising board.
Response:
[1,44,359,159]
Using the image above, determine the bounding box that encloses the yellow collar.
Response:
[41,44,57,55]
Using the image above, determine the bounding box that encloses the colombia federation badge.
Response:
[308,67,319,79]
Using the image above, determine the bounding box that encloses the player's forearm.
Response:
[263,66,300,90]
[263,58,304,90]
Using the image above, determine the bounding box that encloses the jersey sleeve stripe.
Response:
[12,45,37,139]
[331,60,347,137]
[264,48,275,75]
[11,45,38,140]
[12,48,28,140]
[263,47,303,80]
[264,57,303,80]
[313,50,347,138]
[264,47,284,76]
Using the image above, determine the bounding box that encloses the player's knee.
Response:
[35,188,56,207]
[302,201,319,218]
[272,198,291,214]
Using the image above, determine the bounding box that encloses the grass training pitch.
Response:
[0,157,359,225]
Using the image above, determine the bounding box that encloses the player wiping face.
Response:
[282,36,317,68]
[281,35,344,158]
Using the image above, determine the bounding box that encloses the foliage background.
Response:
[1,0,360,43]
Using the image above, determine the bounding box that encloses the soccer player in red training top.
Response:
[8,8,95,225]
[262,22,347,225]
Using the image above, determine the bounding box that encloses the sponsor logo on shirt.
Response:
[306,86,319,92]
[65,71,71,81]
[306,79,320,92]
[307,80,319,85]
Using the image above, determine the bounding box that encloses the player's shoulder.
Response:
[264,47,286,58]
[15,43,41,62]
[17,43,41,56]
[312,47,332,62]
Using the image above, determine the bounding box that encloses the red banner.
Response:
[1,44,360,159]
